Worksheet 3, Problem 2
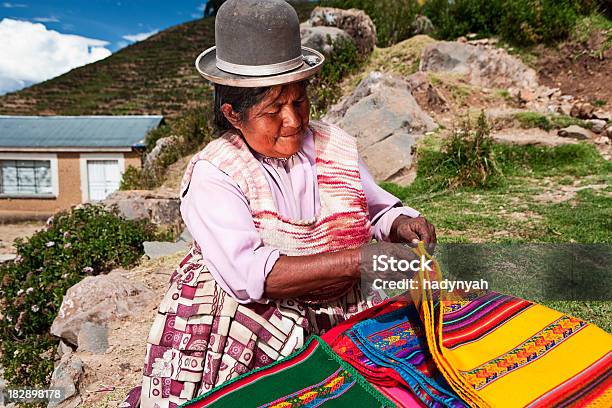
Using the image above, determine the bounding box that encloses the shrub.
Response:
[417,112,502,190]
[423,0,588,46]
[322,0,422,47]
[309,36,364,117]
[120,106,215,190]
[0,205,158,387]
[499,0,579,45]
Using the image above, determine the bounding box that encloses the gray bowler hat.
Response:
[195,0,325,87]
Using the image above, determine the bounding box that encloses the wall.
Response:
[0,150,141,218]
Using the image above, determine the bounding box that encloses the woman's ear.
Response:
[220,103,242,129]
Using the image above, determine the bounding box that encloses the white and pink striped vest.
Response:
[180,120,373,256]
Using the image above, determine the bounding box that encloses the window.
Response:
[0,159,54,196]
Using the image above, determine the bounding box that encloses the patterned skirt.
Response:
[128,244,383,408]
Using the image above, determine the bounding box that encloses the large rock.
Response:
[50,270,155,347]
[47,353,84,408]
[558,125,596,140]
[144,136,178,170]
[307,6,376,57]
[76,322,109,354]
[102,189,182,230]
[300,25,354,55]
[420,41,539,90]
[324,72,436,183]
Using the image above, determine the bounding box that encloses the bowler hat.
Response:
[195,0,325,87]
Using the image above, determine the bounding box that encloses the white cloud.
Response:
[0,18,112,95]
[32,16,60,23]
[2,2,27,8]
[122,29,158,43]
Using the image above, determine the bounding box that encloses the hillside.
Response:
[0,3,316,119]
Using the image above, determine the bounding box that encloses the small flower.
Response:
[6,315,12,322]
[45,241,55,248]
[63,231,70,239]
[62,273,69,279]
[26,287,33,294]
[82,266,94,274]
[16,289,24,296]
[31,305,39,312]
[64,242,72,249]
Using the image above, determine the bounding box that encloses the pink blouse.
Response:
[180,129,420,303]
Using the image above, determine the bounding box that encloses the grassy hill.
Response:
[0,3,316,119]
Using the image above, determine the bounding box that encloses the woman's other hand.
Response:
[390,215,437,251]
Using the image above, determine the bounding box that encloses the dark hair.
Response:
[213,80,309,134]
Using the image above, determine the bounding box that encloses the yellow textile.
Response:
[410,244,612,408]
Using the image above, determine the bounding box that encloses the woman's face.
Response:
[223,82,310,158]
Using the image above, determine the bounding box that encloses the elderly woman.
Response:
[124,1,435,407]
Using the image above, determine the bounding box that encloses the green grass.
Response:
[513,111,592,131]
[382,137,612,329]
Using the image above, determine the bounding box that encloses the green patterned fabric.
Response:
[181,336,394,408]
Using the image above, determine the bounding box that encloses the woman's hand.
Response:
[390,215,437,249]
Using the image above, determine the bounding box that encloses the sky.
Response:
[0,1,209,95]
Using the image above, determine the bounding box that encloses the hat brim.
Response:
[195,46,324,87]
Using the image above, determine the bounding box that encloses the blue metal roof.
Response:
[0,115,164,149]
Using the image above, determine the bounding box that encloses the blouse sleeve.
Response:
[180,160,280,304]
[358,157,421,241]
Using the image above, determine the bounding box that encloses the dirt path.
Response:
[0,221,45,255]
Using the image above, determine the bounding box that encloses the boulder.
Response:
[47,353,84,408]
[558,125,595,140]
[324,72,436,182]
[570,102,595,119]
[419,41,539,90]
[593,109,611,121]
[144,136,179,170]
[300,25,354,55]
[50,270,155,347]
[76,322,109,354]
[587,119,607,134]
[101,189,182,230]
[307,6,376,57]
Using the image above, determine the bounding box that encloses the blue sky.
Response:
[0,0,208,51]
[0,1,209,94]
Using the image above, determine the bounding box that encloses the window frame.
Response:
[0,153,59,198]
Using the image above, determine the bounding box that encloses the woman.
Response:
[124,1,435,407]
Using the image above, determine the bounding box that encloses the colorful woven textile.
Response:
[410,244,612,408]
[181,336,394,408]
[349,306,468,408]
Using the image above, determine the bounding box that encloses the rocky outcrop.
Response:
[300,25,354,55]
[420,41,539,90]
[558,125,596,140]
[324,72,436,183]
[144,136,178,171]
[101,189,182,231]
[50,270,155,347]
[306,6,376,57]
